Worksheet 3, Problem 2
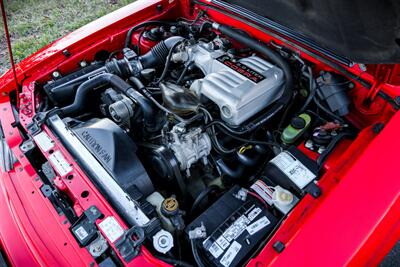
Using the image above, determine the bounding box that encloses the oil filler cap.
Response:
[162,196,179,215]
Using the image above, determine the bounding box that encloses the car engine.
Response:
[33,16,356,267]
[183,41,284,126]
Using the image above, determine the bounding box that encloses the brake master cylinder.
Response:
[281,113,311,145]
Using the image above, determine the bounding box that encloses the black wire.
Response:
[153,40,185,85]
[208,130,237,154]
[317,132,356,172]
[191,239,206,267]
[304,109,328,123]
[313,96,344,123]
[203,120,282,152]
[107,50,121,60]
[125,20,177,48]
[199,108,238,154]
[205,121,281,149]
[298,66,317,114]
[203,120,248,135]
[136,28,146,55]
[176,62,192,85]
[178,10,206,26]
[156,255,194,267]
[217,126,281,149]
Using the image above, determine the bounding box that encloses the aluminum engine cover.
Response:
[189,43,284,126]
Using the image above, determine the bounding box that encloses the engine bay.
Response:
[11,6,398,267]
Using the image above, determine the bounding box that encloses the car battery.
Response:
[262,146,321,198]
[186,185,277,267]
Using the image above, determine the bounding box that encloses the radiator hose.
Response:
[212,23,294,132]
[60,73,158,131]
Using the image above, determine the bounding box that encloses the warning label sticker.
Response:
[246,216,270,235]
[74,226,89,240]
[34,131,54,152]
[220,241,242,267]
[98,216,124,243]
[204,206,266,261]
[209,242,224,258]
[247,207,262,221]
[223,215,250,242]
[216,235,230,250]
[49,150,72,176]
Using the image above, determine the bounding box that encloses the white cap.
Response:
[153,229,174,254]
[272,186,294,206]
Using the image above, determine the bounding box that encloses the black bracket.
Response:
[40,184,78,223]
[27,108,61,135]
[115,226,145,262]
[70,206,102,247]
[305,182,322,198]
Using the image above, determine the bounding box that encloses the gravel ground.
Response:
[380,242,400,267]
[0,0,132,75]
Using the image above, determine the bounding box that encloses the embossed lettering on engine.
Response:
[216,55,265,83]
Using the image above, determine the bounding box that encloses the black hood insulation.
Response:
[211,0,400,63]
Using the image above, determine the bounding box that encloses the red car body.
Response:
[0,0,399,266]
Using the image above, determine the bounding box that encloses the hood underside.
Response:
[212,0,400,64]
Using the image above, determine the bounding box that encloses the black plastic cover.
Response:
[316,73,351,116]
[213,0,400,63]
[263,146,321,198]
[44,63,104,106]
[72,118,154,196]
[70,206,102,247]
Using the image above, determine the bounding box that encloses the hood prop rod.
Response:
[1,0,19,90]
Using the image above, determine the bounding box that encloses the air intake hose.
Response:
[46,37,184,106]
[139,36,184,69]
[212,23,294,132]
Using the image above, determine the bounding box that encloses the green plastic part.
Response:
[281,113,311,144]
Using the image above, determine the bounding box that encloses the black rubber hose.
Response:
[212,23,294,132]
[189,185,220,217]
[126,89,159,131]
[127,77,159,124]
[298,66,316,114]
[216,159,246,179]
[60,73,130,116]
[236,145,266,167]
[153,39,185,85]
[139,36,184,69]
[124,20,177,48]
[60,73,158,130]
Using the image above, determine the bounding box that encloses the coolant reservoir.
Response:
[272,186,294,206]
